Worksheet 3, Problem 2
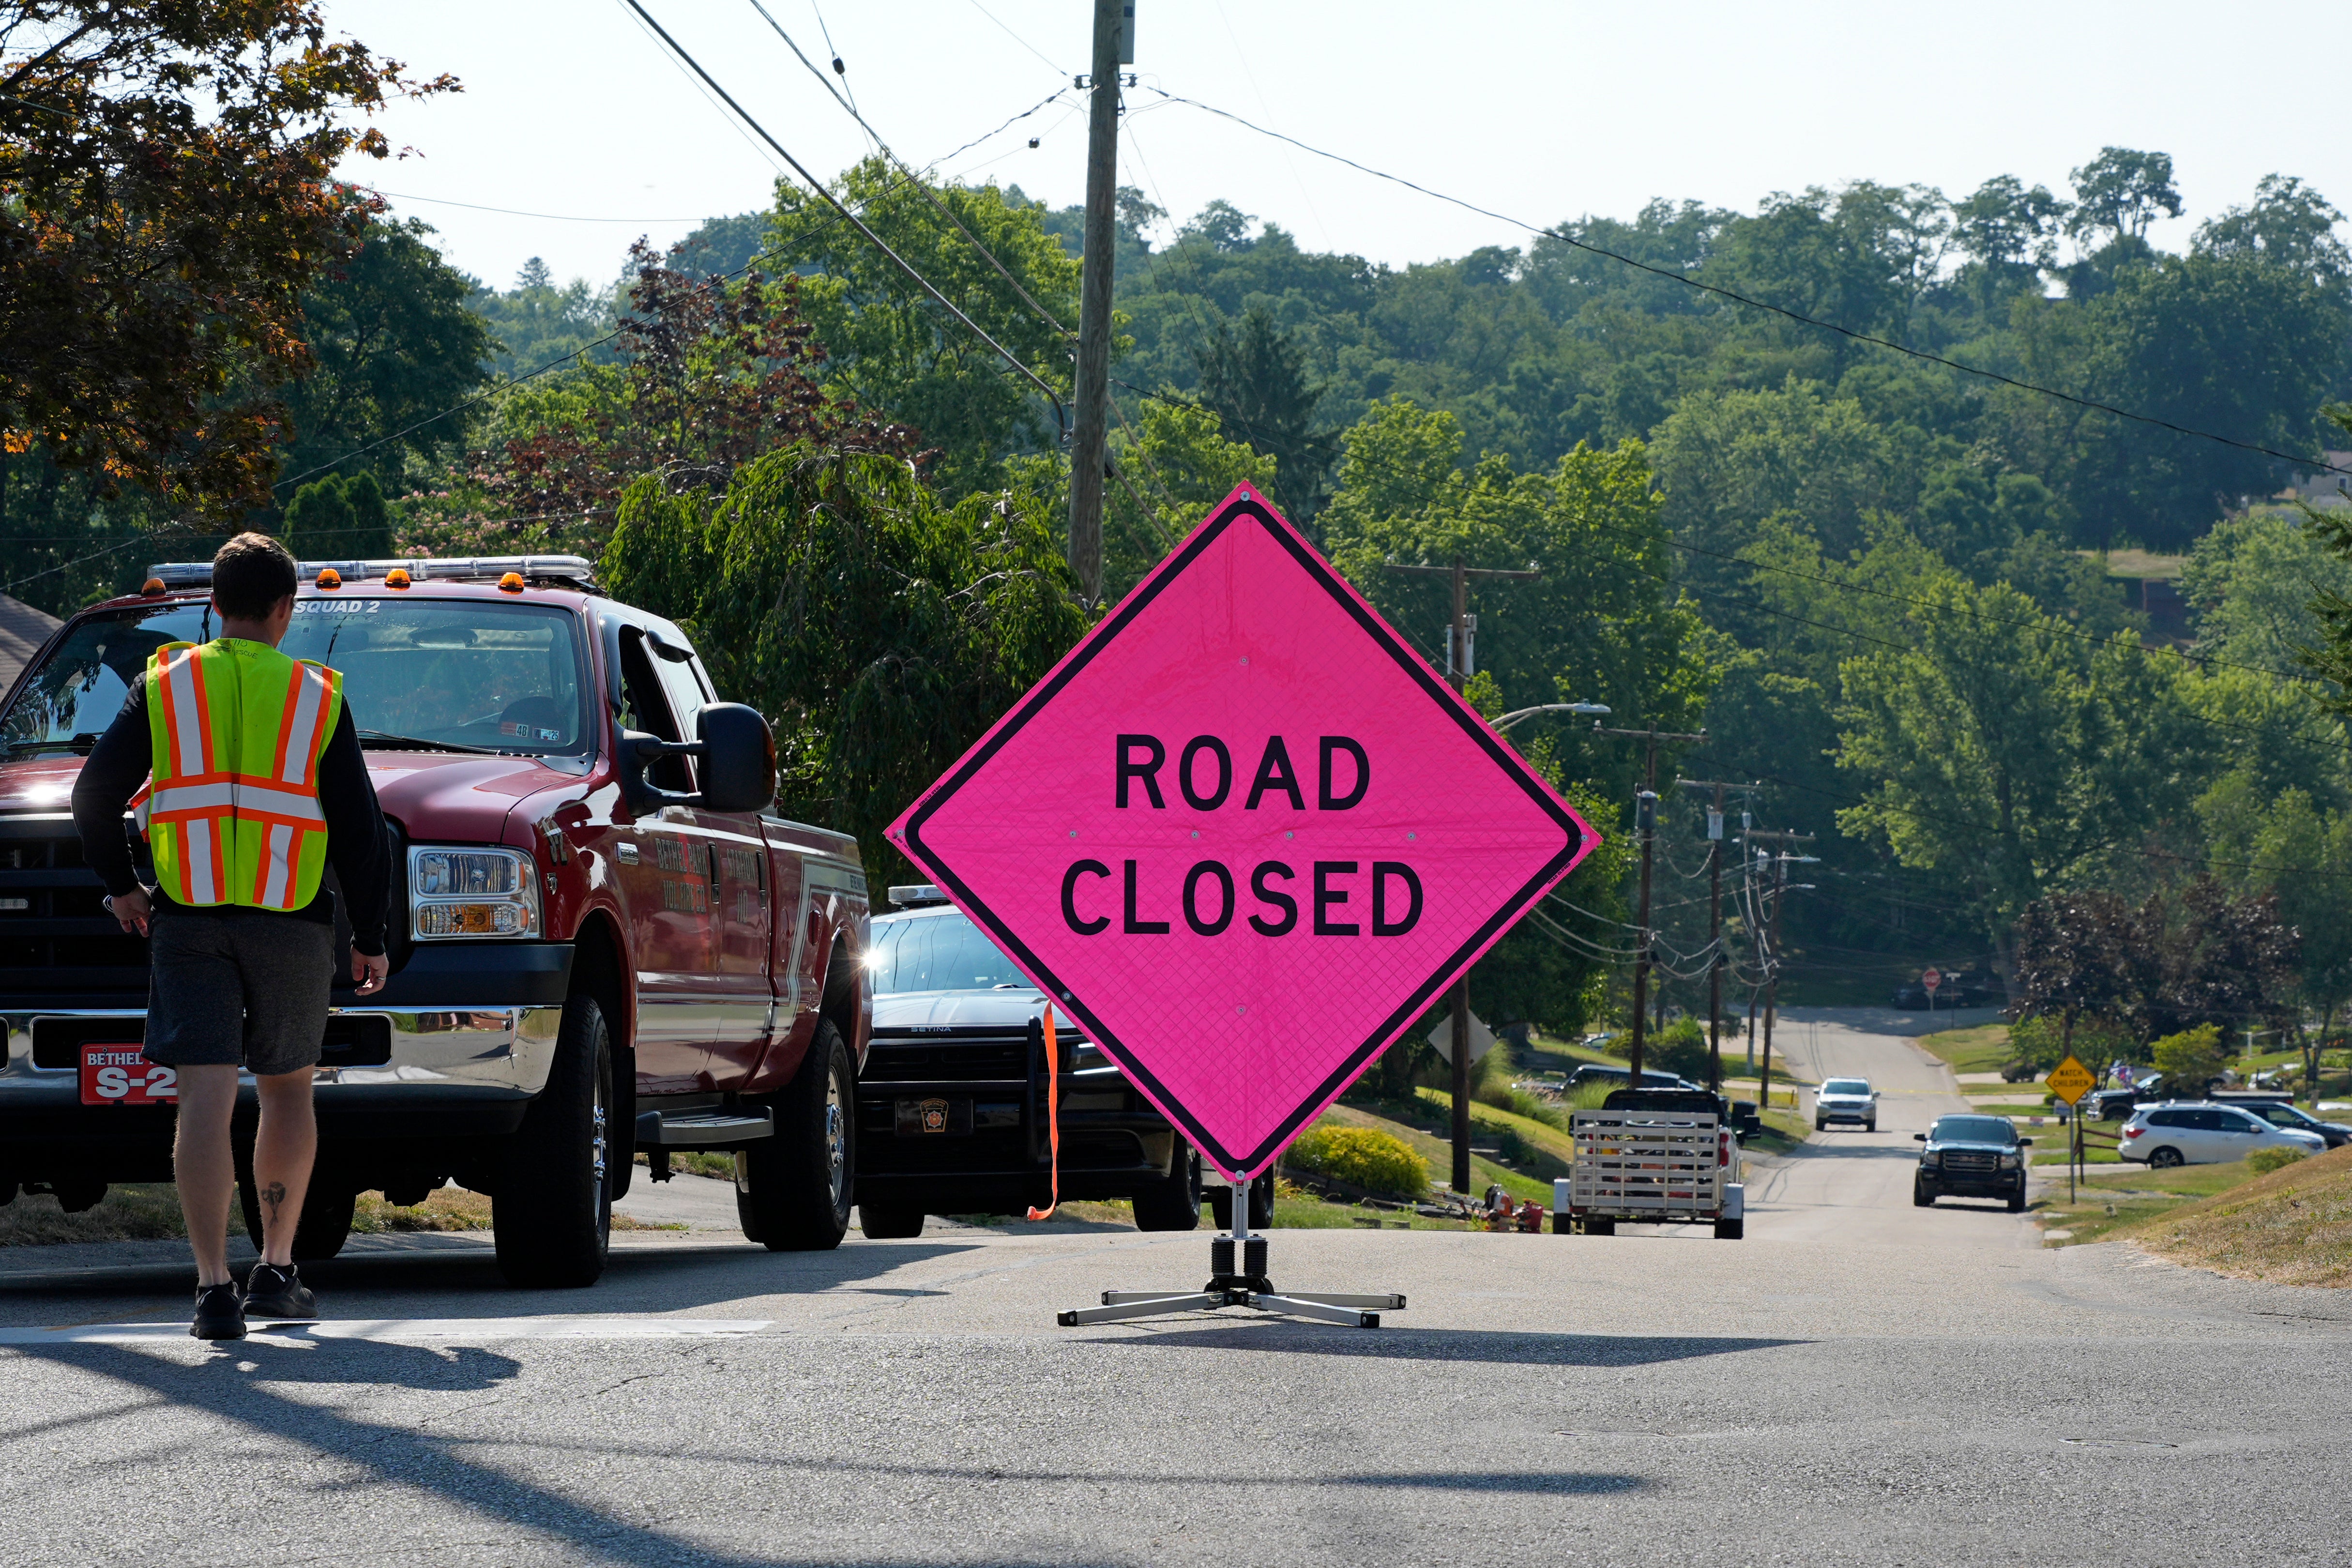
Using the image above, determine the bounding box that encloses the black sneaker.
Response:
[243,1262,317,1321]
[191,1282,246,1341]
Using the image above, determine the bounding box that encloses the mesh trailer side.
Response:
[1570,1110,1725,1217]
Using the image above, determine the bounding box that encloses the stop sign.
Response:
[888,487,1597,1176]
[1922,967,1942,994]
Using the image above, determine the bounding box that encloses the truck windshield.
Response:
[868,912,1031,994]
[2,597,590,758]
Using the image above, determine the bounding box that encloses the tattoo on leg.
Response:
[260,1181,287,1229]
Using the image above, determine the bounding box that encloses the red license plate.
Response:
[80,1044,175,1106]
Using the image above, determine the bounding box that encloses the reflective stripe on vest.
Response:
[143,640,343,912]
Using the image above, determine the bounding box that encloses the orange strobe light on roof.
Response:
[140,577,167,596]
[315,568,342,590]
[497,571,525,593]
[384,568,412,589]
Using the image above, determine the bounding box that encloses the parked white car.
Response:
[1814,1077,1878,1132]
[2118,1101,2327,1168]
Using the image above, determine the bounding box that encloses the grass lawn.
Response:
[0,1183,184,1246]
[2032,1147,2122,1165]
[1973,1102,2059,1117]
[1916,1023,2012,1075]
[2042,1146,2352,1283]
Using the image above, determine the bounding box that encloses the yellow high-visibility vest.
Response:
[133,639,343,911]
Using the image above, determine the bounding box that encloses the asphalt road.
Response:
[4,1019,2347,1566]
[1753,1006,2039,1248]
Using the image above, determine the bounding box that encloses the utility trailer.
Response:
[1561,1089,1745,1239]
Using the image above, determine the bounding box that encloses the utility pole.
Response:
[1591,723,1704,1084]
[1385,553,1540,1197]
[1677,779,1759,1096]
[1747,830,1814,1121]
[1066,0,1130,608]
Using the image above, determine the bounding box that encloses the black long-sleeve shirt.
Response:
[71,670,391,955]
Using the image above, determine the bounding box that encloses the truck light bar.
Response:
[143,555,599,590]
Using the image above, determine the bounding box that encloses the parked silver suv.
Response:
[1814,1077,1878,1133]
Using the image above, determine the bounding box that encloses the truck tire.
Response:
[1813,1117,1826,1132]
[858,1199,925,1240]
[492,993,614,1288]
[1714,1216,1744,1240]
[1581,1218,1615,1236]
[237,1175,356,1263]
[1207,1171,1274,1231]
[2006,1181,2027,1213]
[1131,1142,1202,1232]
[1913,1177,1935,1207]
[737,1019,854,1251]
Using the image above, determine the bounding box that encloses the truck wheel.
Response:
[1581,1218,1615,1236]
[237,1175,356,1263]
[1207,1172,1274,1231]
[2006,1182,2027,1214]
[1131,1143,1203,1232]
[858,1199,925,1240]
[492,992,613,1288]
[1713,1217,1744,1240]
[737,1020,854,1251]
[1913,1177,1935,1207]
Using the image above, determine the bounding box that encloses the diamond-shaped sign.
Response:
[2045,1055,2096,1106]
[887,487,1597,1177]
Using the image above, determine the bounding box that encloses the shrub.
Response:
[1477,1082,1570,1130]
[2152,1024,2226,1094]
[1645,1017,1712,1081]
[2247,1145,2309,1176]
[1286,1126,1429,1197]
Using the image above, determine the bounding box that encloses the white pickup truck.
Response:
[1562,1089,1745,1240]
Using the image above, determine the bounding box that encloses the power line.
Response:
[368,190,705,224]
[960,0,1067,77]
[1143,85,2352,484]
[621,0,1068,434]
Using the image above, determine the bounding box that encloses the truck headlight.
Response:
[410,846,541,939]
[1999,1152,2022,1169]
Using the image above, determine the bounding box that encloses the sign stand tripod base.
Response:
[1055,1200,1403,1329]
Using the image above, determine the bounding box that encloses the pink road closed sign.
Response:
[887,487,1598,1178]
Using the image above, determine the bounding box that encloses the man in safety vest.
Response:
[72,533,390,1341]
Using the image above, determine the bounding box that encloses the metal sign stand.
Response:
[1056,1172,1404,1329]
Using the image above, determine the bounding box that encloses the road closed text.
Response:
[1062,733,1424,937]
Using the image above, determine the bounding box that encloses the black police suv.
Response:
[852,888,1203,1238]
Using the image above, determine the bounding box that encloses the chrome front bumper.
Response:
[0,1005,564,1101]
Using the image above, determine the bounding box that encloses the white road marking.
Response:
[0,1316,772,1346]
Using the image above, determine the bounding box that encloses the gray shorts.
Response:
[142,908,335,1077]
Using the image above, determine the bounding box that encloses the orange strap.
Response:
[1026,1008,1061,1221]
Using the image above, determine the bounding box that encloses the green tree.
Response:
[1833,576,2199,960]
[2151,1023,2225,1095]
[278,216,496,494]
[599,444,1088,880]
[281,472,392,560]
[2197,776,2352,1093]
[2067,147,2183,250]
[764,159,1079,498]
[0,1,451,515]
[1194,305,1336,523]
[2182,507,2352,681]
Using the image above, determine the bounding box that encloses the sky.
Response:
[329,0,2352,293]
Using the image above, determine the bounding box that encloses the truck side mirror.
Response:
[616,703,775,815]
[695,703,776,812]
[1912,1132,1928,1142]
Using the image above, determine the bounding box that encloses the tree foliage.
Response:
[599,444,1088,879]
[0,1,452,514]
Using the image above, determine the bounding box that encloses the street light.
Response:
[1492,701,1610,731]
